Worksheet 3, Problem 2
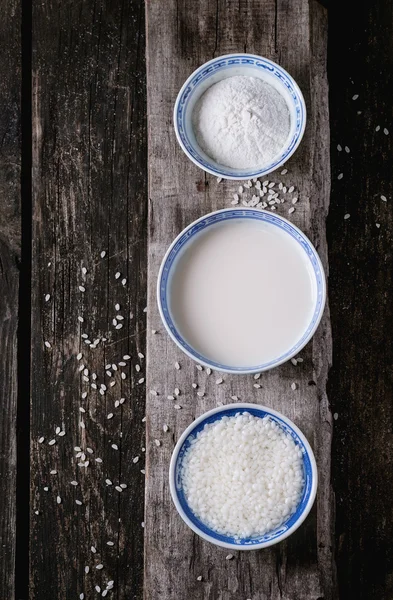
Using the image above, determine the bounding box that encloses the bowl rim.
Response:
[169,402,318,550]
[173,52,307,180]
[156,207,327,374]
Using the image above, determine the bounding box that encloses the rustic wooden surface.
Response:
[328,1,393,598]
[0,1,20,598]
[145,1,335,598]
[0,0,389,598]
[31,0,146,598]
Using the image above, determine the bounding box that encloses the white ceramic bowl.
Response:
[173,53,306,180]
[157,208,326,374]
[170,403,318,550]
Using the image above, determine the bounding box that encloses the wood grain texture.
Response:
[145,1,335,599]
[327,1,393,598]
[0,0,20,598]
[31,1,147,598]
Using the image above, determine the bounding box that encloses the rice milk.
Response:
[168,218,316,367]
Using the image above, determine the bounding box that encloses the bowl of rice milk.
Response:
[170,403,318,550]
[157,208,326,374]
[173,53,306,180]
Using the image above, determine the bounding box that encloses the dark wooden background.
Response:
[0,0,392,598]
[328,2,393,598]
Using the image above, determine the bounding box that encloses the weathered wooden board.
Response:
[145,1,335,598]
[0,0,20,598]
[31,1,147,597]
[328,1,393,598]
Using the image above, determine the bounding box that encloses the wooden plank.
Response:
[0,0,21,597]
[31,1,146,598]
[145,1,335,598]
[327,1,393,598]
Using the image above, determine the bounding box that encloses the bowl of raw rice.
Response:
[169,403,317,550]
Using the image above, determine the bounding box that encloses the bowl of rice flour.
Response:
[174,54,306,180]
[170,404,317,550]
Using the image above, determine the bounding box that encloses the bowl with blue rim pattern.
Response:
[157,207,326,375]
[169,403,318,550]
[173,53,306,180]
